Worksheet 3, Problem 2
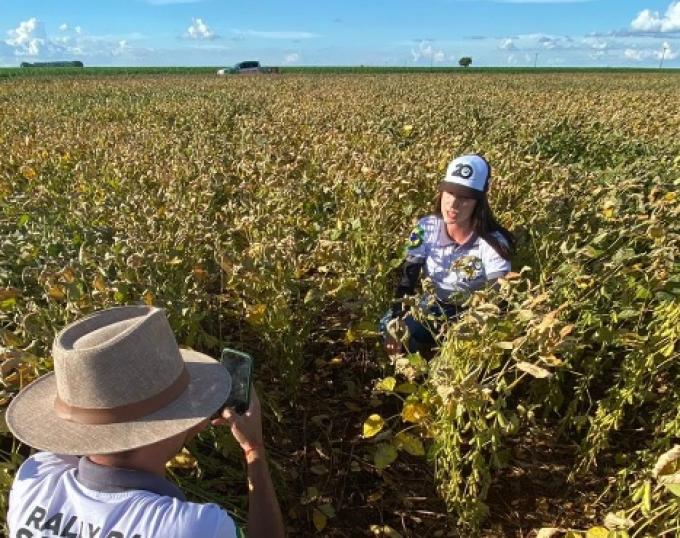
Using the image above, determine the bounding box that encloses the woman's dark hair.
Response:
[433,193,514,260]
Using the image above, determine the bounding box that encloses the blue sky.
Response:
[1,0,679,67]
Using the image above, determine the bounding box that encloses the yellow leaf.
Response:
[21,165,37,181]
[166,448,197,470]
[312,508,327,531]
[47,286,66,302]
[93,274,107,292]
[586,528,610,538]
[394,431,425,456]
[363,414,385,438]
[246,303,267,326]
[370,524,403,537]
[375,377,396,392]
[515,361,553,379]
[143,290,155,306]
[402,402,429,424]
[374,443,398,470]
[402,124,413,136]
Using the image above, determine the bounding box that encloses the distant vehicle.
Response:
[216,61,279,75]
[21,61,84,68]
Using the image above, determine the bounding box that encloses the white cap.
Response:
[439,154,491,199]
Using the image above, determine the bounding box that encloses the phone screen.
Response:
[220,348,253,415]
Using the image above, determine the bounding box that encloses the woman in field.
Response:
[381,154,514,356]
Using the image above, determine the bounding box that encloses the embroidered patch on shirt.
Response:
[407,225,425,249]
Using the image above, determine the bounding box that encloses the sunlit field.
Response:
[1,72,679,537]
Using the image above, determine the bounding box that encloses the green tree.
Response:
[458,56,472,68]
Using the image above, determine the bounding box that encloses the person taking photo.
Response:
[6,305,285,538]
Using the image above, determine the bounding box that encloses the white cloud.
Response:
[186,18,215,40]
[234,30,319,40]
[631,1,680,33]
[75,26,82,35]
[411,40,447,63]
[59,23,68,32]
[6,18,48,56]
[582,37,608,49]
[624,41,678,61]
[500,38,516,50]
[283,52,300,64]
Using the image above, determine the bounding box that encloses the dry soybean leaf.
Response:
[495,341,514,350]
[586,528,610,538]
[652,445,680,478]
[402,403,428,424]
[374,443,398,470]
[604,512,633,530]
[535,529,563,538]
[312,508,327,531]
[363,414,385,439]
[375,377,397,392]
[515,361,553,379]
[393,431,425,456]
[560,324,575,338]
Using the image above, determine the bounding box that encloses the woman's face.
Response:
[440,190,477,227]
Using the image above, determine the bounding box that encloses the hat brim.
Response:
[6,349,230,455]
[438,182,484,200]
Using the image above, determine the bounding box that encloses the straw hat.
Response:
[6,306,231,455]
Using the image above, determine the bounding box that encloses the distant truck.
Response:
[217,61,279,75]
[21,61,84,68]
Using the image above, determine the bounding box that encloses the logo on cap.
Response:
[451,163,474,180]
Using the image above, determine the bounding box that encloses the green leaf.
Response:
[374,443,398,470]
[394,431,425,456]
[665,483,680,497]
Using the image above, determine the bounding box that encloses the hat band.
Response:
[53,366,190,425]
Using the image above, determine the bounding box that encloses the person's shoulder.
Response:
[479,231,510,250]
[161,500,240,537]
[416,214,441,230]
[413,214,441,240]
[16,452,78,482]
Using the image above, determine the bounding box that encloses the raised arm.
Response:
[213,389,285,538]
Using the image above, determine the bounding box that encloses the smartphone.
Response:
[216,348,253,416]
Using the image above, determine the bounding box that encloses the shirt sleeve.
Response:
[481,233,511,280]
[403,216,436,262]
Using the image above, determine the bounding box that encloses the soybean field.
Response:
[1,72,679,537]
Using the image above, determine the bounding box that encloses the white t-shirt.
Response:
[406,215,511,301]
[8,452,240,538]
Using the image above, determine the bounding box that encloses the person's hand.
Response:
[211,388,264,457]
[384,335,402,355]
